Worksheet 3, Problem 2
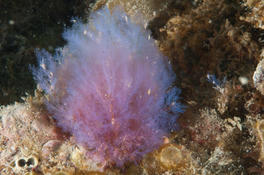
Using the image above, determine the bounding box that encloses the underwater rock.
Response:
[240,0,264,30]
[253,55,264,95]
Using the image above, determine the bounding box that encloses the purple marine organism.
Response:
[31,7,183,167]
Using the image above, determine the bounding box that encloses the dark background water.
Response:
[0,0,94,105]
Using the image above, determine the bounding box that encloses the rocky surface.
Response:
[1,0,264,174]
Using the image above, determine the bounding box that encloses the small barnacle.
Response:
[26,155,39,168]
[16,157,27,169]
[15,155,39,170]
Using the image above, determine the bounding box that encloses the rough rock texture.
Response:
[2,0,264,174]
[0,94,101,175]
[240,0,264,30]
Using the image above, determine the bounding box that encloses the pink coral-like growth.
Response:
[32,8,182,167]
